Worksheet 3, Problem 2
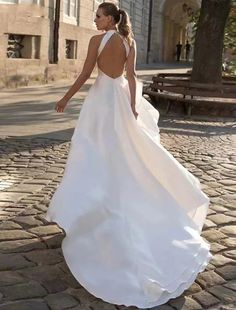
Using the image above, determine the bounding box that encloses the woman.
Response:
[45,2,212,308]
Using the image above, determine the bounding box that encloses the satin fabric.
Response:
[45,30,212,308]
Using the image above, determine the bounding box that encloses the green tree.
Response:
[224,0,236,49]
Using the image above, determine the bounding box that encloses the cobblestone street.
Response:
[0,117,235,310]
[0,67,236,310]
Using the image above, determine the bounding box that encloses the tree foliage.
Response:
[190,0,236,50]
[224,0,236,49]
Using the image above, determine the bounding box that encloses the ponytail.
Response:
[98,2,134,47]
[118,9,134,46]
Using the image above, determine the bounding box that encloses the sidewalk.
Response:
[0,63,192,140]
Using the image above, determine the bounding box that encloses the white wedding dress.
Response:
[45,30,212,308]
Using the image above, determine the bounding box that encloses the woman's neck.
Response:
[106,26,117,32]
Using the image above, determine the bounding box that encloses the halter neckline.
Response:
[106,29,118,34]
[98,29,130,58]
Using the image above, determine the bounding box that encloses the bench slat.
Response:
[153,85,236,98]
[143,89,236,105]
[152,78,236,90]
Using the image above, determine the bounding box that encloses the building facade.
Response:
[0,0,200,87]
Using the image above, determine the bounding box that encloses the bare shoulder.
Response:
[131,39,136,49]
[89,33,105,47]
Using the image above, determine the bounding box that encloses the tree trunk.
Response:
[191,0,231,84]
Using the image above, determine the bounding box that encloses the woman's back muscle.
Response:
[97,34,128,79]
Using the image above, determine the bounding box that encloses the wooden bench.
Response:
[143,73,236,116]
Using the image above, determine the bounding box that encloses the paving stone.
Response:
[0,238,46,253]
[221,305,236,310]
[62,274,82,289]
[0,253,35,271]
[24,249,63,265]
[42,233,64,248]
[192,291,220,308]
[220,163,236,170]
[47,167,64,174]
[210,242,227,253]
[208,214,236,225]
[37,173,59,180]
[203,219,217,229]
[223,249,236,260]
[23,179,51,185]
[210,254,235,267]
[184,282,202,295]
[14,215,43,227]
[0,271,25,286]
[216,264,236,280]
[219,225,236,236]
[208,285,236,303]
[41,279,69,294]
[220,237,236,248]
[218,179,236,186]
[201,229,227,242]
[0,192,26,202]
[0,300,49,310]
[224,213,236,221]
[205,263,216,271]
[223,280,236,292]
[0,281,47,300]
[207,209,216,216]
[151,306,175,310]
[89,300,117,310]
[209,204,229,213]
[35,204,48,212]
[0,221,22,230]
[45,292,78,310]
[6,184,44,193]
[28,225,62,236]
[67,287,98,305]
[169,296,202,309]
[0,230,35,241]
[20,208,42,215]
[196,270,226,288]
[18,265,66,282]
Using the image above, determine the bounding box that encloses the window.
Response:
[141,0,147,35]
[63,0,77,18]
[93,0,103,12]
[0,0,42,3]
[65,39,77,59]
[93,0,104,26]
[7,34,40,59]
[0,0,17,3]
[129,0,135,27]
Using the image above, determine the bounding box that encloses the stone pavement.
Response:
[0,66,236,310]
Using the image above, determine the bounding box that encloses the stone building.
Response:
[0,0,200,87]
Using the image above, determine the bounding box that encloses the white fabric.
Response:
[98,30,130,57]
[45,30,212,308]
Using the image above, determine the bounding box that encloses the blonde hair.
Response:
[98,2,134,46]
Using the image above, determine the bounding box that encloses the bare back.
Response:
[97,31,130,79]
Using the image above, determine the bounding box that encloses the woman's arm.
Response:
[126,40,138,119]
[56,36,99,112]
